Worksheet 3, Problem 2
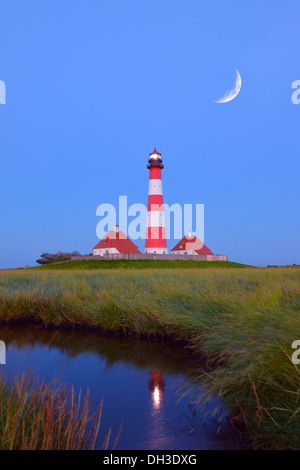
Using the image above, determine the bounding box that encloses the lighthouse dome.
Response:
[149,148,161,158]
[148,148,164,169]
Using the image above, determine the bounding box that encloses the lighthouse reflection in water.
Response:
[149,370,165,409]
[1,327,242,449]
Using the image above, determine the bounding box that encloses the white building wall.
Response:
[147,211,165,227]
[143,247,168,254]
[93,247,120,256]
[148,179,163,196]
[171,250,197,255]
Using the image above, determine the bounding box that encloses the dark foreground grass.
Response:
[0,267,299,449]
[35,259,250,270]
[0,371,119,450]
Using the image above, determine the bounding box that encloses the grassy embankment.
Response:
[0,263,299,449]
[35,259,250,270]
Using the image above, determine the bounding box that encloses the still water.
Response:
[0,326,239,450]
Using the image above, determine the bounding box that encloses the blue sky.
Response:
[0,0,299,268]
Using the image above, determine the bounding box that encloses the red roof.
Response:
[171,234,214,255]
[94,230,141,254]
[149,147,161,156]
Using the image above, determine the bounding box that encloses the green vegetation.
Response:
[36,251,81,265]
[35,259,250,270]
[0,371,118,450]
[0,266,299,449]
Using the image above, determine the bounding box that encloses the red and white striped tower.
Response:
[144,148,168,254]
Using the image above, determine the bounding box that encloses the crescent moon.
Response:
[215,69,242,103]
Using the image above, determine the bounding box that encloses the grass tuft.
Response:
[0,370,117,450]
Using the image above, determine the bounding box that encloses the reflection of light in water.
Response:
[152,386,162,408]
[149,370,165,410]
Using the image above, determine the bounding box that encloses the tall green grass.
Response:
[0,371,119,450]
[0,267,299,448]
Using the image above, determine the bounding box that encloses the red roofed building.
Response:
[93,225,141,256]
[171,231,214,256]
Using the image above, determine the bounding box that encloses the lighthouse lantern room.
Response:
[144,148,168,254]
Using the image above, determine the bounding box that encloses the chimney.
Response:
[114,225,119,232]
[188,230,192,237]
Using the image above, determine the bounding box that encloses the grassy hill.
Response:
[35,259,251,270]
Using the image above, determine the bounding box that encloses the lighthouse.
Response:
[144,148,168,254]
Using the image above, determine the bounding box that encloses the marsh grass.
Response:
[0,267,299,448]
[0,370,118,450]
